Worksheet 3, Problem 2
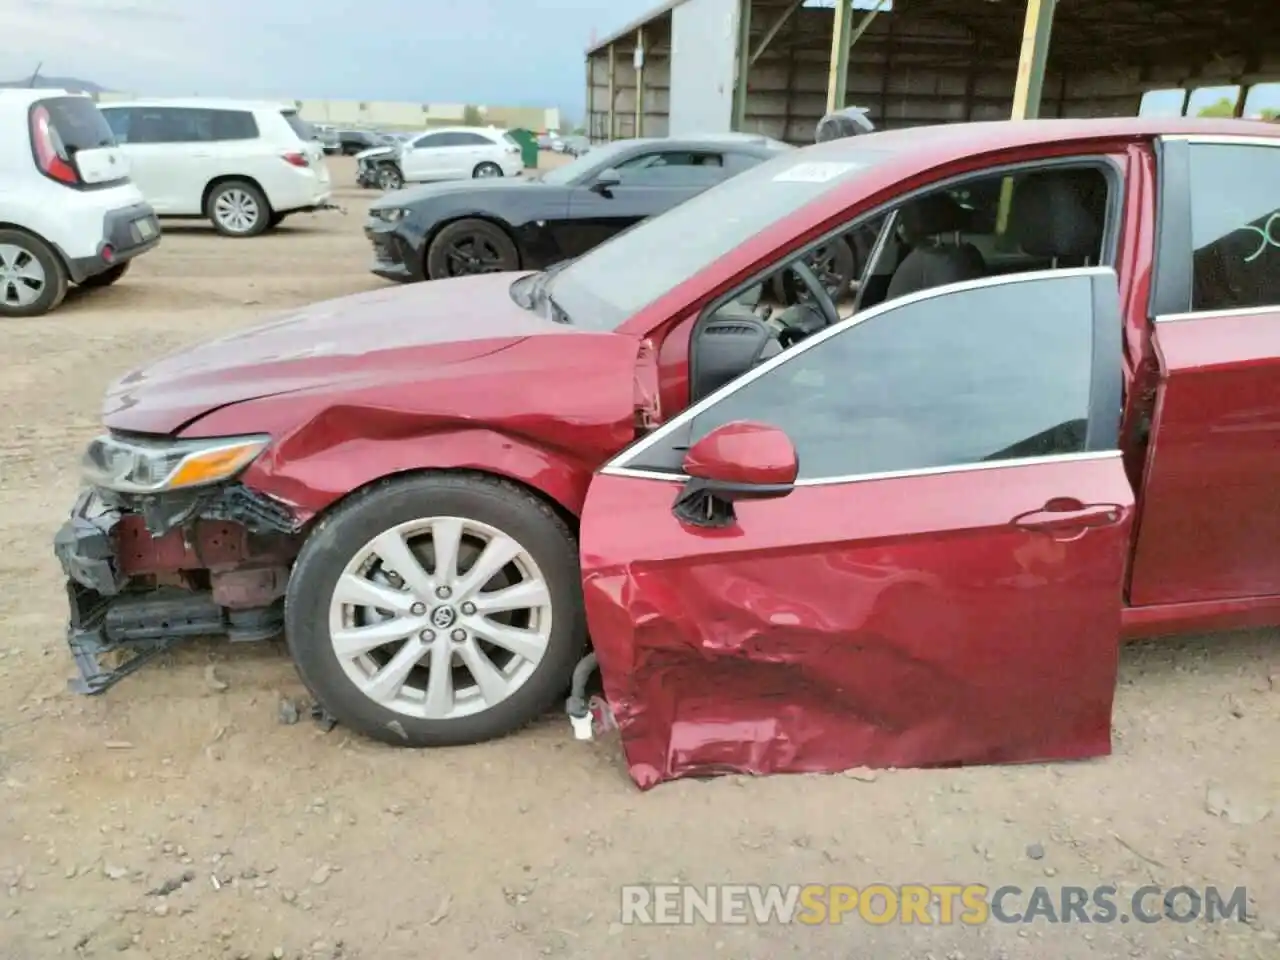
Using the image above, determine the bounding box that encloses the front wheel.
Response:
[425,218,519,280]
[284,473,587,747]
[377,164,404,191]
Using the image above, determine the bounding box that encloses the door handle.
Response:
[1012,498,1123,533]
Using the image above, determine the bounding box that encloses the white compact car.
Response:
[0,89,160,318]
[98,98,333,237]
[384,126,524,189]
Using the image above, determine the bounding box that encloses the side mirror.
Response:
[673,421,797,528]
[591,167,621,193]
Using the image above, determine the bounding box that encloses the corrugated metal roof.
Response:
[586,0,690,55]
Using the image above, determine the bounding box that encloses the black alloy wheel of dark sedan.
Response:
[425,219,520,280]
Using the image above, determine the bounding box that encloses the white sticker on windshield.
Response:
[772,161,860,183]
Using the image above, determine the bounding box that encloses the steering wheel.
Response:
[764,261,840,348]
[788,260,840,327]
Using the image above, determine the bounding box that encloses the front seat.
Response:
[1007,170,1104,267]
[885,193,986,300]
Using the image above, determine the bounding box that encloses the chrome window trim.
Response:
[600,449,1123,487]
[605,265,1117,476]
[1160,134,1280,148]
[1155,305,1280,324]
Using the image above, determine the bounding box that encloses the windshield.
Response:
[548,145,894,330]
[536,140,632,185]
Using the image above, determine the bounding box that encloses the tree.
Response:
[1197,97,1236,118]
[462,104,484,126]
[1262,107,1280,122]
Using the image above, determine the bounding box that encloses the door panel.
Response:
[580,456,1133,789]
[1128,310,1280,604]
[564,185,699,257]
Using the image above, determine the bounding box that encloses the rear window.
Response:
[281,111,313,140]
[36,96,116,154]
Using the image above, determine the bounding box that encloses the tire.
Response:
[425,218,519,280]
[284,472,587,748]
[772,236,857,306]
[206,180,271,237]
[376,164,404,191]
[0,228,69,318]
[473,161,503,179]
[77,261,130,289]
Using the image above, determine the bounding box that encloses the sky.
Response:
[2,0,1276,120]
[0,0,659,118]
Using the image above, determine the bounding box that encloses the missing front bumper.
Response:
[54,486,299,695]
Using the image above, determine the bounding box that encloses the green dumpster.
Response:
[507,128,539,170]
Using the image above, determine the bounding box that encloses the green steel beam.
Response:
[733,0,753,130]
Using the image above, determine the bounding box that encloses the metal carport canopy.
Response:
[585,0,1279,140]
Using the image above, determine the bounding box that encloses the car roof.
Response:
[98,97,296,112]
[805,116,1280,167]
[610,135,785,153]
[0,88,82,107]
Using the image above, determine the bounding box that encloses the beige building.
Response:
[94,91,561,132]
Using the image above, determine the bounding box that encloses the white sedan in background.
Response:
[372,126,523,190]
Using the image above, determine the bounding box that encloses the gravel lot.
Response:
[0,157,1276,960]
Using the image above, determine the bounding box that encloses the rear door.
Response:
[38,96,129,186]
[101,106,208,213]
[578,269,1133,787]
[400,131,455,182]
[1127,136,1280,605]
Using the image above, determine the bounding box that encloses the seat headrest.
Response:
[897,193,972,242]
[1009,171,1103,259]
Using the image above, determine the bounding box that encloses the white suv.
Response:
[98,99,333,237]
[385,126,524,189]
[0,89,160,318]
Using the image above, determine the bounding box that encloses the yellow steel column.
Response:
[826,0,853,113]
[1010,0,1058,120]
[635,28,646,138]
[607,43,617,140]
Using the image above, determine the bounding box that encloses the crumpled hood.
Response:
[102,274,569,435]
[355,144,398,161]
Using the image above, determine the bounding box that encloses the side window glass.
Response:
[683,275,1099,481]
[455,132,490,145]
[209,110,258,141]
[1188,143,1280,312]
[102,108,131,142]
[414,133,447,149]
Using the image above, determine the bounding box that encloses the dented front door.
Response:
[579,269,1135,788]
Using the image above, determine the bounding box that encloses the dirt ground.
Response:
[0,157,1277,960]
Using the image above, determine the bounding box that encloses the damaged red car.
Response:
[55,117,1280,788]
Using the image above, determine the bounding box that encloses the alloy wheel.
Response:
[443,235,507,276]
[213,189,260,234]
[0,243,46,308]
[328,516,553,721]
[475,163,501,178]
[378,167,403,190]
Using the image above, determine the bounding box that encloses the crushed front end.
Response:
[52,432,304,694]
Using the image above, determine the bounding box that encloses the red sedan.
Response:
[55,116,1280,788]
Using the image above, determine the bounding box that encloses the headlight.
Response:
[372,207,409,223]
[81,434,269,494]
